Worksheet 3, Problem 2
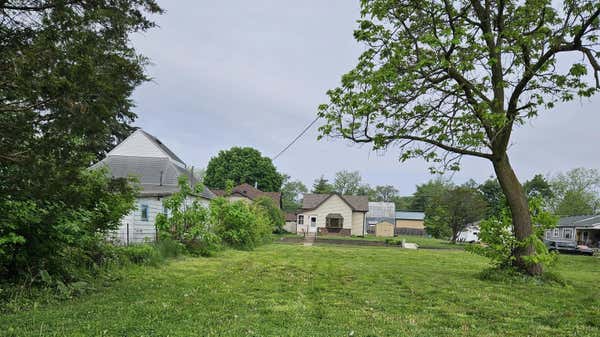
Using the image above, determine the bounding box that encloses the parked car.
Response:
[545,240,594,256]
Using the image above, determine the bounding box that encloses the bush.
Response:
[466,197,558,270]
[0,168,137,283]
[253,196,285,233]
[156,176,221,256]
[114,245,161,265]
[211,198,272,250]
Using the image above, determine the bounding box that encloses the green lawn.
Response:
[2,244,599,337]
[314,234,464,249]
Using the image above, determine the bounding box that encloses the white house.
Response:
[296,193,368,236]
[91,129,214,244]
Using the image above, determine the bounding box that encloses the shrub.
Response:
[211,198,272,250]
[156,176,221,256]
[115,245,161,265]
[467,197,558,270]
[0,169,137,283]
[253,196,285,233]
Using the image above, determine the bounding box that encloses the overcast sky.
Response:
[131,0,600,195]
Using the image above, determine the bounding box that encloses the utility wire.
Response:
[272,116,320,161]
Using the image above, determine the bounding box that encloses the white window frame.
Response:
[563,228,573,239]
[298,215,304,225]
[553,228,560,237]
[310,216,317,227]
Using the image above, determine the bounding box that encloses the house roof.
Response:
[301,193,369,212]
[395,211,425,220]
[211,183,281,208]
[558,215,600,228]
[138,129,186,166]
[92,155,215,199]
[285,213,297,221]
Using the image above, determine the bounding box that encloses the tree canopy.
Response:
[204,147,283,192]
[0,0,161,280]
[281,175,308,212]
[312,175,335,194]
[318,0,600,275]
[550,168,600,215]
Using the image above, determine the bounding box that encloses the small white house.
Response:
[91,129,214,244]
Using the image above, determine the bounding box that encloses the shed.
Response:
[375,221,395,237]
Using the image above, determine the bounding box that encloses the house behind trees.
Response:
[91,129,214,244]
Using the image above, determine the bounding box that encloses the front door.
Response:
[308,216,317,233]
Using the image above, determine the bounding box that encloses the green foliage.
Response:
[411,178,453,211]
[211,198,272,250]
[280,175,308,212]
[0,168,137,282]
[156,176,220,256]
[391,195,414,210]
[254,196,285,233]
[550,168,600,216]
[204,147,283,192]
[467,197,558,269]
[312,175,334,194]
[425,184,488,241]
[372,185,399,202]
[0,1,161,282]
[332,170,363,194]
[318,0,600,274]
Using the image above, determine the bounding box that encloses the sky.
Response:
[130,0,600,195]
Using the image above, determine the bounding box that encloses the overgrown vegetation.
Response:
[0,1,161,282]
[156,177,277,255]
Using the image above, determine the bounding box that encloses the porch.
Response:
[576,228,600,248]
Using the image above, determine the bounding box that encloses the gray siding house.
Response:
[544,215,600,248]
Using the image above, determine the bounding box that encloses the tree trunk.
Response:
[492,154,543,276]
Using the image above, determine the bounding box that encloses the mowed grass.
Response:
[1,244,599,337]
[315,234,465,249]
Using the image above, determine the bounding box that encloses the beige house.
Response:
[296,194,368,236]
[211,183,282,209]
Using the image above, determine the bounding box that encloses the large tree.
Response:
[550,168,600,215]
[319,0,600,275]
[204,147,283,192]
[0,0,161,279]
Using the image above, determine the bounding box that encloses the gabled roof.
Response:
[138,129,186,166]
[301,193,369,212]
[395,211,425,220]
[558,215,600,228]
[211,183,281,208]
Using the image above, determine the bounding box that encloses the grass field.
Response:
[314,234,465,249]
[1,244,599,337]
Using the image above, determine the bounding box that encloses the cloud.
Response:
[130,0,600,194]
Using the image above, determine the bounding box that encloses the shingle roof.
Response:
[395,211,425,220]
[301,194,369,212]
[558,215,600,228]
[92,155,214,199]
[211,183,281,208]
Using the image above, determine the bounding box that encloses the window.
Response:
[564,228,573,239]
[298,215,304,225]
[553,228,560,237]
[310,216,317,227]
[141,204,149,221]
[163,205,169,216]
[326,214,344,228]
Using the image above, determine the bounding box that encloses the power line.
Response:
[272,116,320,161]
